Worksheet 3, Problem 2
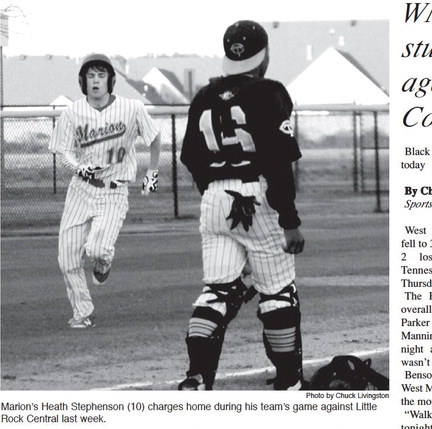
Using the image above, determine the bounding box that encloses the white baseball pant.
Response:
[195,177,296,315]
[58,177,128,319]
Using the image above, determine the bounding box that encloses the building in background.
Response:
[287,47,389,105]
[119,55,222,101]
[3,55,150,108]
[261,20,388,105]
[4,20,388,107]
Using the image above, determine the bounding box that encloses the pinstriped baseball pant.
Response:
[58,178,128,319]
[195,177,296,316]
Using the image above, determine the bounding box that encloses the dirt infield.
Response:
[1,194,389,391]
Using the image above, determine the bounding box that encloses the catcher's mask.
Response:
[309,355,389,390]
[78,53,116,95]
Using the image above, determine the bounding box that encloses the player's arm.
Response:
[141,132,161,195]
[259,82,304,253]
[265,160,304,253]
[49,112,80,175]
[148,132,161,170]
[58,150,80,174]
[180,89,212,194]
[270,166,305,255]
[57,150,107,179]
[50,112,106,179]
[283,227,305,254]
[136,102,161,195]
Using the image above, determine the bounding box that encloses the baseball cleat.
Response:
[178,374,206,391]
[69,314,96,329]
[68,317,78,325]
[92,263,111,285]
[286,380,303,391]
[285,380,310,391]
[270,377,310,390]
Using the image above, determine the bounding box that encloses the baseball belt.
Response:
[80,176,127,189]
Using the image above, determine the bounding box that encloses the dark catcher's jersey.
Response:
[180,74,302,229]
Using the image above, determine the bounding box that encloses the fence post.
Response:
[359,113,365,193]
[0,45,4,195]
[0,110,4,196]
[353,111,359,193]
[293,111,300,190]
[373,111,382,213]
[171,114,179,218]
[52,114,57,194]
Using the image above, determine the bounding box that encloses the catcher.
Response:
[178,20,305,390]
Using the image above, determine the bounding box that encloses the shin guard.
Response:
[258,284,303,389]
[185,307,226,389]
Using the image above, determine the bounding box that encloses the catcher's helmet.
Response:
[309,355,389,390]
[78,53,116,95]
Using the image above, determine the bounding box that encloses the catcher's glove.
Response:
[225,190,260,232]
[77,164,106,180]
[141,169,159,195]
[309,355,389,390]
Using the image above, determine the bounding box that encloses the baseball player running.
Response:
[49,53,161,329]
[178,21,306,390]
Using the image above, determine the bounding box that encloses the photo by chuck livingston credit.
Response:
[3,0,431,427]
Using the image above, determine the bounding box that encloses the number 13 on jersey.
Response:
[199,106,256,153]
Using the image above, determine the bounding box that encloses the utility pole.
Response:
[0,11,9,195]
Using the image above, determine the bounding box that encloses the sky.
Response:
[1,0,391,58]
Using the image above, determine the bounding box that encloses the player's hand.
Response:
[141,169,159,195]
[282,228,305,254]
[77,164,105,180]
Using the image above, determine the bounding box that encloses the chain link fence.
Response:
[294,107,389,212]
[0,104,388,230]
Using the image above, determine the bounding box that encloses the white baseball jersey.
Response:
[49,95,159,181]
